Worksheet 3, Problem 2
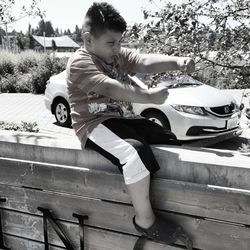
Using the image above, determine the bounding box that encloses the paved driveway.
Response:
[0,93,74,136]
[0,93,249,149]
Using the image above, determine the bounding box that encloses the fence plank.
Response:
[153,146,250,189]
[0,186,250,250]
[151,178,250,226]
[0,184,136,234]
[1,158,250,226]
[3,234,65,250]
[1,138,250,189]
[0,157,129,202]
[1,210,181,250]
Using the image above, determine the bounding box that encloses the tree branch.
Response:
[199,53,246,69]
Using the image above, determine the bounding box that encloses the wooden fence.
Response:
[0,132,250,249]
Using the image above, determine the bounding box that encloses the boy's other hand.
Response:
[149,86,169,104]
[177,57,195,73]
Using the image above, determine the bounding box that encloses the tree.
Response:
[27,23,32,35]
[0,0,44,50]
[34,19,54,37]
[63,29,71,36]
[0,0,44,26]
[16,35,24,50]
[28,33,35,49]
[51,39,57,51]
[34,19,45,35]
[45,21,54,37]
[0,26,5,45]
[125,0,250,88]
[74,25,82,42]
[54,28,60,37]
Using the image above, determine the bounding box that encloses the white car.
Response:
[44,71,242,141]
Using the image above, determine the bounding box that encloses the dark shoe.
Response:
[133,215,193,249]
[133,236,147,250]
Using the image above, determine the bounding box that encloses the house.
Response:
[32,35,80,52]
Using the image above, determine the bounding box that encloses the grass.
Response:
[239,140,250,153]
[0,121,39,133]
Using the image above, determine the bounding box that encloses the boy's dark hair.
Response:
[82,2,127,37]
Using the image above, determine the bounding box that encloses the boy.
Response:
[66,2,194,248]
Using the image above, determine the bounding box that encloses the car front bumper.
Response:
[169,109,241,141]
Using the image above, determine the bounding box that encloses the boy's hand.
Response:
[177,57,195,73]
[149,86,169,104]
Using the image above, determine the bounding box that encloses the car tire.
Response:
[53,98,72,127]
[143,111,171,130]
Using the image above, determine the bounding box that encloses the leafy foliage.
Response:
[0,50,67,93]
[0,0,44,25]
[239,140,250,153]
[33,19,55,37]
[125,0,250,88]
[16,50,40,73]
[0,51,15,75]
[0,120,39,132]
[31,56,52,94]
[0,73,16,92]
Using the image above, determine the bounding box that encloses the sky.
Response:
[8,0,179,33]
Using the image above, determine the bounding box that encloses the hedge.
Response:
[0,50,68,94]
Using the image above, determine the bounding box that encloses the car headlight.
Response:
[231,100,239,111]
[171,104,207,116]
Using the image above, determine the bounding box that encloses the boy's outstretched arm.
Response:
[92,77,169,105]
[133,54,195,74]
[90,54,195,104]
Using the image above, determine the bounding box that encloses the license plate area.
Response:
[227,117,238,129]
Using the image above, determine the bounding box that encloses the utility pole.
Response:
[5,23,10,50]
[43,31,46,52]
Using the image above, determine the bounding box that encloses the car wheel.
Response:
[143,111,171,130]
[53,98,72,127]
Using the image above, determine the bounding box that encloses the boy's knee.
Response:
[126,139,144,152]
[122,145,150,185]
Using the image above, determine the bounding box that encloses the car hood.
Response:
[167,84,235,107]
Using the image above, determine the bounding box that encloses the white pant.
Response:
[88,123,150,185]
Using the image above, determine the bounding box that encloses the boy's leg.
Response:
[122,118,179,145]
[126,174,155,229]
[85,119,192,248]
[85,119,159,229]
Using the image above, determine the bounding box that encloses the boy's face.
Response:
[87,29,123,64]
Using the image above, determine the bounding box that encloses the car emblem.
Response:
[224,105,230,113]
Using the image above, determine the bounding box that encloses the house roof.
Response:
[32,35,80,48]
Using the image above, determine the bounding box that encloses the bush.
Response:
[0,121,39,132]
[16,73,34,93]
[30,55,67,94]
[0,49,68,94]
[51,57,68,75]
[0,74,17,92]
[16,50,42,73]
[0,73,34,93]
[0,51,15,76]
[31,65,51,94]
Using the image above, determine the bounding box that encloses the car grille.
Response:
[206,103,236,117]
[186,125,238,136]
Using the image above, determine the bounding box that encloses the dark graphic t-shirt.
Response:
[66,47,142,145]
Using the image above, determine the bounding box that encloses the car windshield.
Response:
[158,75,203,89]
